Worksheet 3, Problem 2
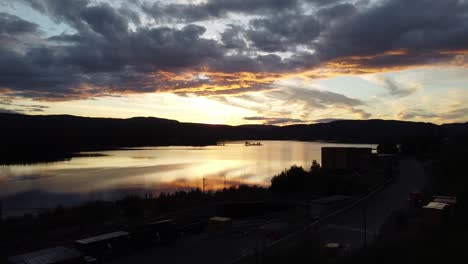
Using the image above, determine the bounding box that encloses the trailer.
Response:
[75,231,130,260]
[131,219,177,247]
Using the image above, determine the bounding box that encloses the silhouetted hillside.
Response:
[1,113,467,164]
[277,120,441,142]
[441,122,468,139]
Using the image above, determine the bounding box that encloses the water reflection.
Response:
[0,141,375,212]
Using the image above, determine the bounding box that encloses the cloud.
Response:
[271,87,365,109]
[0,108,19,114]
[7,174,54,182]
[0,12,39,36]
[313,118,343,123]
[351,107,372,119]
[243,116,306,125]
[0,98,50,113]
[315,0,468,68]
[443,107,468,121]
[397,109,438,120]
[381,77,419,97]
[226,84,371,121]
[397,107,468,122]
[140,0,346,23]
[230,87,371,123]
[246,13,321,52]
[0,0,467,103]
[141,0,300,23]
[221,24,247,50]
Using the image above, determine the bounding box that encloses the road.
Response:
[319,158,428,249]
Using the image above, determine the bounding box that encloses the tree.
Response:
[270,165,310,193]
[310,160,321,175]
[377,143,399,154]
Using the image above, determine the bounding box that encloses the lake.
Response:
[0,141,375,215]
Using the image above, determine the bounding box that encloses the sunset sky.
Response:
[1,0,468,125]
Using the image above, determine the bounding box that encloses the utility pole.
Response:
[224,175,226,190]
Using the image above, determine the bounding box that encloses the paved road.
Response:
[319,158,428,249]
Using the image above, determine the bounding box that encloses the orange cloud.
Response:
[150,70,285,95]
[8,48,464,101]
[143,49,452,96]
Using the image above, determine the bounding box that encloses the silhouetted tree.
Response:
[121,195,144,219]
[377,143,399,154]
[270,165,312,194]
[310,160,321,175]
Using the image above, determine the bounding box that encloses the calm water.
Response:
[0,141,375,213]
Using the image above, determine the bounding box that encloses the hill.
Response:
[1,113,467,164]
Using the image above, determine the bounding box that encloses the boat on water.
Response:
[245,141,262,146]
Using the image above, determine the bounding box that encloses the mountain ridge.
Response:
[1,113,467,164]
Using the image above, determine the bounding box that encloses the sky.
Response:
[0,0,468,125]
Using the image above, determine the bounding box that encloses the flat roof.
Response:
[433,197,457,204]
[210,216,231,222]
[423,202,449,210]
[75,231,130,244]
[324,243,341,248]
[433,196,457,204]
[146,219,174,225]
[9,246,83,264]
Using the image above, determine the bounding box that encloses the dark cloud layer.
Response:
[142,0,300,23]
[316,0,468,64]
[0,12,38,35]
[246,13,321,52]
[1,0,468,101]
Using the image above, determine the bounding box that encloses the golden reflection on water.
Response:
[0,141,375,199]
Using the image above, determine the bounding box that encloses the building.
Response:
[321,147,372,171]
[422,202,451,228]
[8,246,83,264]
[132,219,176,246]
[75,231,130,260]
[433,196,457,205]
